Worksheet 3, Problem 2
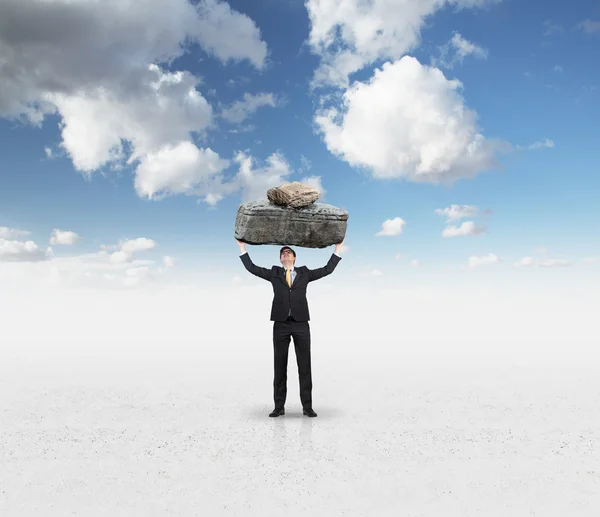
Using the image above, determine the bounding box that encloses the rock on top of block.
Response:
[267,182,320,209]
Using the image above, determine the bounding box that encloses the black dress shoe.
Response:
[303,407,317,417]
[269,407,285,417]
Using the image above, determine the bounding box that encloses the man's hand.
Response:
[236,238,246,252]
[334,238,344,254]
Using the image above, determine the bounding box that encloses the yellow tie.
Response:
[286,268,292,287]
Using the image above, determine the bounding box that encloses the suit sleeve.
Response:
[239,251,272,281]
[307,253,342,282]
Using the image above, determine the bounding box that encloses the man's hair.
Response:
[280,246,296,258]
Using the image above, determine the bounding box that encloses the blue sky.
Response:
[0,0,599,289]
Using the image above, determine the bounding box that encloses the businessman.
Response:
[236,238,343,417]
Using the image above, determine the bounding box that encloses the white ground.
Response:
[1,358,599,516]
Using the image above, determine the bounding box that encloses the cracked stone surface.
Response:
[234,201,348,248]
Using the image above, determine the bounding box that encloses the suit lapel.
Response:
[292,268,302,286]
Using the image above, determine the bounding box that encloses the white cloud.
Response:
[230,152,294,203]
[577,19,600,34]
[0,227,30,239]
[582,257,599,264]
[0,239,52,262]
[108,238,156,265]
[435,204,478,222]
[120,238,156,255]
[410,259,420,267]
[52,251,154,273]
[433,32,488,69]
[513,256,571,268]
[442,221,486,237]
[228,125,256,134]
[0,232,175,291]
[376,217,406,236]
[193,0,268,67]
[134,141,230,201]
[109,251,133,265]
[184,150,297,208]
[315,57,501,184]
[468,253,499,269]
[126,266,151,277]
[0,0,267,202]
[49,229,80,245]
[553,65,563,73]
[306,0,498,88]
[539,258,570,268]
[51,65,214,171]
[221,93,279,124]
[517,138,555,151]
[124,266,154,287]
[298,155,313,176]
[513,257,535,268]
[369,268,383,276]
[0,0,267,121]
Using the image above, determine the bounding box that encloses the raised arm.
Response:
[307,240,344,282]
[236,239,272,281]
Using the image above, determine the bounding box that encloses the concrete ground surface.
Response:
[1,358,598,516]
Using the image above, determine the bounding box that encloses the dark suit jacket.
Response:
[239,252,342,322]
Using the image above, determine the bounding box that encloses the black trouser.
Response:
[272,316,312,409]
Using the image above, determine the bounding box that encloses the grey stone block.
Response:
[234,200,348,248]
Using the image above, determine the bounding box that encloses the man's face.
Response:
[280,249,295,267]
